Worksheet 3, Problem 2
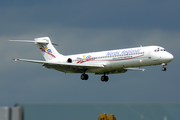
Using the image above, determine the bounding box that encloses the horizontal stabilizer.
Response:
[12,58,47,64]
[124,68,145,71]
[9,40,48,44]
[9,40,58,45]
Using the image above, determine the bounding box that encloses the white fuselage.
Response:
[56,46,173,74]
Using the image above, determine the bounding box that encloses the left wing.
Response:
[13,58,145,73]
[13,58,104,68]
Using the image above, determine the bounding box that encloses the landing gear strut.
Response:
[81,74,89,80]
[162,63,167,71]
[101,74,109,82]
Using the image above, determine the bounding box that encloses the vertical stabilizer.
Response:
[34,37,63,61]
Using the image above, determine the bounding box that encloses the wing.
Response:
[13,58,104,73]
[124,68,145,71]
[13,58,145,74]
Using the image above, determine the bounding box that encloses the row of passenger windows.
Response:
[96,52,144,59]
[154,48,166,52]
[74,52,144,61]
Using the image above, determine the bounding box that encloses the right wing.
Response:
[13,58,104,67]
[13,58,145,73]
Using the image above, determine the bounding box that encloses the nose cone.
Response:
[161,52,174,63]
[168,53,174,61]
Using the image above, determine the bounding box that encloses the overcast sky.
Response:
[0,0,180,106]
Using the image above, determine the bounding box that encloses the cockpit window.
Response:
[154,48,166,52]
[160,49,164,51]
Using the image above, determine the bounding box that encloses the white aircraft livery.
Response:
[10,37,174,82]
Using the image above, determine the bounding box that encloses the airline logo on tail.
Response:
[39,45,56,58]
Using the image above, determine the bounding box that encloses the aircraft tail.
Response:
[9,37,63,61]
[34,37,63,61]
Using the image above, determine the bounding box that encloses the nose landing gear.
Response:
[161,63,167,71]
[162,67,167,71]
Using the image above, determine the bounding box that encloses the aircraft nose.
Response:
[168,53,174,61]
[162,52,174,62]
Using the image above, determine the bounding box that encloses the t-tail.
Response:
[34,37,63,61]
[9,37,64,61]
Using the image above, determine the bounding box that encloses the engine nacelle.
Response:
[67,58,72,63]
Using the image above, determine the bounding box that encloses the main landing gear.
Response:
[81,74,89,80]
[162,63,167,71]
[101,75,109,82]
[80,73,109,82]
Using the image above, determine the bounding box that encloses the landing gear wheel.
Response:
[161,63,167,71]
[81,74,89,80]
[101,75,109,82]
[162,67,167,71]
[101,76,105,81]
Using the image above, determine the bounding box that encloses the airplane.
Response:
[10,37,174,82]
